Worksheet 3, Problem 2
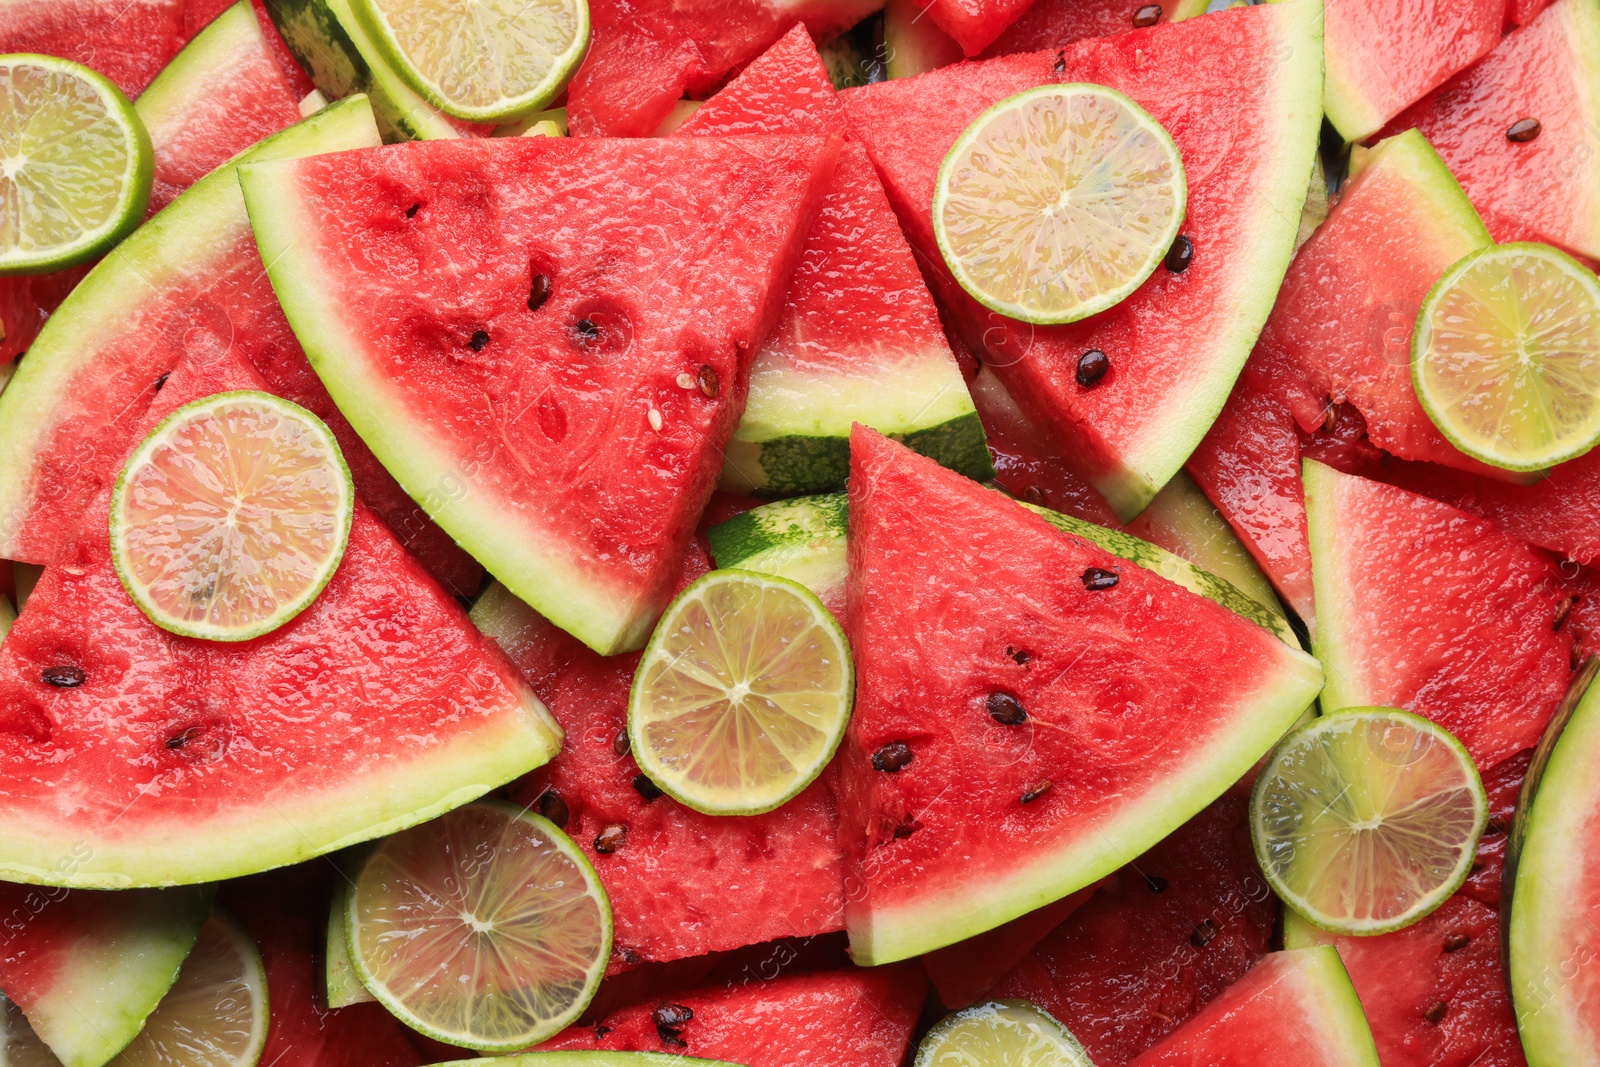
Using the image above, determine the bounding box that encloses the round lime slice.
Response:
[346,800,612,1052]
[1413,241,1600,472]
[629,569,854,816]
[1251,708,1487,936]
[0,54,152,274]
[351,0,590,123]
[110,390,354,642]
[914,1000,1095,1066]
[933,83,1186,325]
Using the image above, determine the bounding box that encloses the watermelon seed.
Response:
[1020,780,1052,804]
[1506,118,1541,143]
[614,730,631,757]
[528,273,553,311]
[1144,873,1169,894]
[1132,4,1162,27]
[1443,933,1470,952]
[40,665,86,688]
[871,742,913,772]
[1052,50,1065,74]
[893,819,921,839]
[1555,595,1577,631]
[1076,348,1110,387]
[632,774,663,801]
[572,319,601,344]
[468,331,489,352]
[405,203,419,218]
[166,727,201,750]
[987,691,1028,725]
[648,407,664,432]
[1006,646,1031,664]
[652,1004,694,1046]
[153,372,169,392]
[697,365,719,399]
[1423,1000,1449,1025]
[1081,567,1120,591]
[1164,235,1194,273]
[1575,642,1588,671]
[1189,919,1217,947]
[676,372,696,389]
[1485,817,1507,836]
[594,824,627,854]
[536,788,569,828]
[1020,485,1047,506]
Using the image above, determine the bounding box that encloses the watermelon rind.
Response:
[433,1056,743,1067]
[883,0,964,78]
[135,0,265,140]
[0,95,382,563]
[325,875,376,1008]
[1302,458,1369,714]
[1181,947,1380,1065]
[707,494,849,610]
[0,589,13,643]
[1507,661,1600,1065]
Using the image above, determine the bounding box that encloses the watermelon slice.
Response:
[1389,0,1600,261]
[472,574,850,966]
[991,795,1279,1065]
[844,0,1324,520]
[837,428,1323,964]
[914,0,1034,55]
[182,0,316,97]
[0,0,185,97]
[1305,459,1575,769]
[244,135,839,655]
[1125,948,1380,1066]
[0,884,211,1067]
[534,967,927,1064]
[977,0,1210,58]
[676,26,987,496]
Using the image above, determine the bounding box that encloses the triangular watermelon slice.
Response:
[0,0,186,97]
[843,1,1324,520]
[1388,0,1600,261]
[533,966,926,1065]
[243,134,839,654]
[0,348,561,889]
[915,0,1034,55]
[838,428,1323,964]
[1125,948,1380,1066]
[675,26,987,496]
[182,0,316,98]
[1305,459,1575,769]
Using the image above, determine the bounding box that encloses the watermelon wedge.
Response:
[0,0,186,97]
[837,428,1323,964]
[472,574,850,966]
[914,0,1034,55]
[1305,458,1575,769]
[1389,0,1600,261]
[244,135,839,655]
[1126,948,1380,1066]
[844,0,1324,520]
[977,0,1210,58]
[0,884,211,1067]
[992,795,1279,1065]
[182,0,316,97]
[677,26,987,496]
[534,966,927,1064]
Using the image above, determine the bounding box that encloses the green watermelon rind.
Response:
[1302,458,1370,713]
[1203,947,1381,1064]
[722,410,992,496]
[325,872,376,1008]
[0,96,382,563]
[135,0,264,143]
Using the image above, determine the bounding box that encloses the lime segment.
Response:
[934,83,1186,325]
[629,569,854,816]
[347,800,612,1052]
[0,55,152,273]
[914,1000,1095,1066]
[1413,241,1600,471]
[351,0,590,122]
[110,390,354,642]
[1251,709,1487,936]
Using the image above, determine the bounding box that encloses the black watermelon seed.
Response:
[987,691,1028,725]
[614,730,631,757]
[1190,919,1218,947]
[1006,646,1031,665]
[1081,567,1120,591]
[1165,234,1194,273]
[153,373,169,392]
[1052,50,1066,74]
[528,273,553,311]
[632,774,664,801]
[1020,485,1047,506]
[537,789,570,828]
[468,330,490,352]
[572,319,601,344]
[405,203,419,218]
[696,364,719,399]
[1076,348,1110,388]
[872,741,913,772]
[1423,1000,1449,1025]
[1443,933,1470,952]
[1145,873,1169,894]
[652,1004,694,1046]
[615,946,641,964]
[1133,3,1163,26]
[1507,118,1541,143]
[594,824,627,854]
[594,1024,613,1039]
[1555,596,1578,631]
[166,727,200,750]
[1020,780,1052,804]
[41,666,86,688]
[893,820,920,839]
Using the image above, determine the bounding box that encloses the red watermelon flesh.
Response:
[991,796,1278,1067]
[918,0,1035,55]
[0,279,42,364]
[0,0,185,97]
[182,0,315,97]
[534,966,927,1065]
[977,0,1206,58]
[1508,0,1557,24]
[676,24,837,137]
[920,883,1100,1009]
[844,1,1323,520]
[1387,0,1600,261]
[837,428,1322,964]
[0,347,559,888]
[477,573,850,967]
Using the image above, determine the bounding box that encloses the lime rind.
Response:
[1250,708,1488,936]
[0,54,153,274]
[1413,241,1600,472]
[347,800,613,1053]
[628,569,855,817]
[933,82,1187,326]
[914,1000,1095,1066]
[109,390,355,643]
[350,0,590,123]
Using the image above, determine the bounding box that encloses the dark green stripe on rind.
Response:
[707,494,848,567]
[725,411,993,496]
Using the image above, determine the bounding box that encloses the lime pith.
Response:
[1413,241,1600,472]
[933,83,1186,325]
[629,569,854,816]
[914,1000,1095,1066]
[1251,709,1487,936]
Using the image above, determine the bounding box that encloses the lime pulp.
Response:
[914,1001,1096,1066]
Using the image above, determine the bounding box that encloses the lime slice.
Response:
[914,1000,1095,1066]
[1413,241,1600,472]
[933,83,1186,325]
[350,0,590,123]
[1251,709,1487,936]
[346,800,612,1052]
[0,55,152,274]
[110,390,354,642]
[628,569,854,816]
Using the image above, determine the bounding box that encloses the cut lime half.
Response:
[110,390,354,642]
[347,800,612,1052]
[629,569,854,816]
[933,83,1186,325]
[1251,709,1487,936]
[0,54,153,273]
[1413,241,1600,472]
[351,0,590,123]
[914,1000,1095,1066]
